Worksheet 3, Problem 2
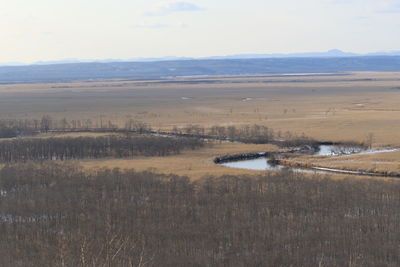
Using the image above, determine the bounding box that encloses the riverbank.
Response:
[216,146,400,178]
[16,130,400,180]
[80,142,279,180]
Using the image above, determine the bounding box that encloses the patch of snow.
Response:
[361,148,400,155]
[312,167,370,175]
[353,103,368,107]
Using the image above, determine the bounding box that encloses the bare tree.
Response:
[1,164,400,266]
[366,132,374,149]
[40,115,53,133]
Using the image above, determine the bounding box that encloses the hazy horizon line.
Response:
[1,49,400,67]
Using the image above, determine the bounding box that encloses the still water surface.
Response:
[221,145,399,175]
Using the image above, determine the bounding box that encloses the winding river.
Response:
[218,145,400,177]
[46,129,400,178]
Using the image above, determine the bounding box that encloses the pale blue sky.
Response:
[1,0,400,63]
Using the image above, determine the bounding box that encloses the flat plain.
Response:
[1,71,399,178]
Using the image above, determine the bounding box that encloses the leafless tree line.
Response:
[0,116,151,138]
[1,163,400,266]
[173,124,318,147]
[0,135,203,162]
[0,116,369,150]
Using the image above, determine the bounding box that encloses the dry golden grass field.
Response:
[283,150,400,177]
[79,142,278,180]
[1,71,399,179]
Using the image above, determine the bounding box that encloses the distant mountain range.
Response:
[2,49,400,67]
[1,55,400,84]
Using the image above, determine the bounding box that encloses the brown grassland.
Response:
[80,142,279,180]
[2,71,400,266]
[0,71,399,178]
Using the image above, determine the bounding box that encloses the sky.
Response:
[1,0,400,63]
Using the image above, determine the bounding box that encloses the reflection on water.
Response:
[221,157,323,174]
[221,145,368,171]
[222,158,282,171]
[220,145,399,176]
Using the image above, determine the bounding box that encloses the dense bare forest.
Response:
[1,163,400,266]
[0,116,150,138]
[0,135,203,162]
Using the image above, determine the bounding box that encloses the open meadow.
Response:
[1,72,400,144]
[0,71,399,178]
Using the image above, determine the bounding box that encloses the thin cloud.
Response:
[145,1,205,16]
[325,0,400,15]
[377,4,400,13]
[134,23,170,29]
[133,22,189,29]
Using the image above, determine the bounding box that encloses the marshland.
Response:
[1,72,400,266]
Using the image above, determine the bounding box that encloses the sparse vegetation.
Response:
[174,124,319,147]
